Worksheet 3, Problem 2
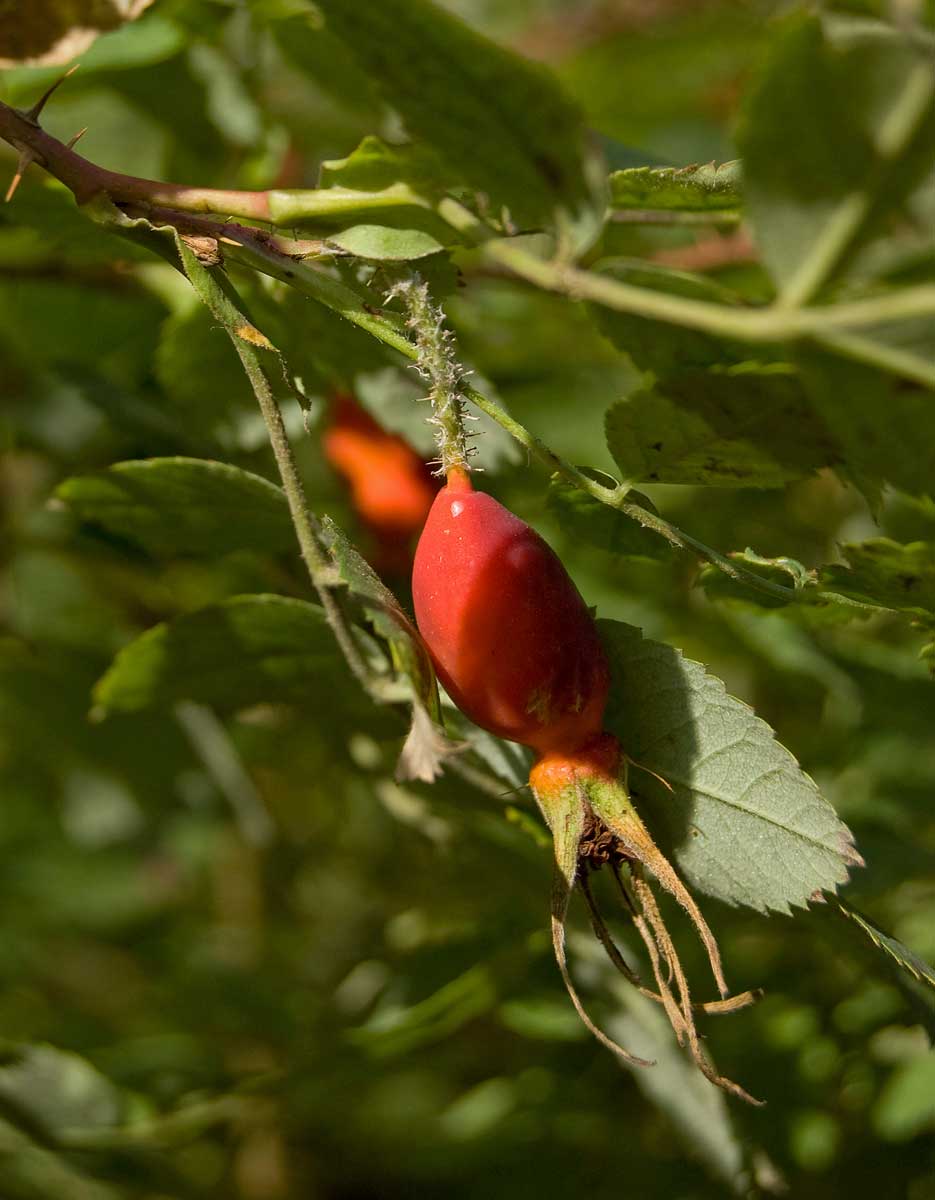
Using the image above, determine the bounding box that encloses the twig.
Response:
[2,89,921,608]
[0,95,271,218]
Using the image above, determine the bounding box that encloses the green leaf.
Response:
[328,224,445,261]
[699,551,877,624]
[0,276,166,388]
[737,11,935,301]
[595,957,747,1191]
[832,899,935,996]
[56,458,293,557]
[598,619,864,913]
[605,369,838,488]
[820,539,935,619]
[547,474,673,561]
[93,594,373,716]
[311,0,601,237]
[874,1051,935,1142]
[590,260,755,377]
[799,351,935,508]
[319,136,450,198]
[609,161,742,214]
[269,136,464,249]
[0,1045,123,1139]
[319,516,453,781]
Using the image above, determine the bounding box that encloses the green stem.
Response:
[484,239,935,344]
[463,384,800,603]
[776,61,935,309]
[230,338,378,694]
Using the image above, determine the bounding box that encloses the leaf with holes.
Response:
[311,0,602,241]
[609,161,742,214]
[605,369,839,488]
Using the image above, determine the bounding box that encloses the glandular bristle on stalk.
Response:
[386,274,473,479]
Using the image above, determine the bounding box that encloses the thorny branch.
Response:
[0,85,913,614]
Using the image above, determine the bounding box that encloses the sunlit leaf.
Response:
[609,161,742,214]
[93,594,376,716]
[599,620,864,912]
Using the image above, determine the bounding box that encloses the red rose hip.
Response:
[412,469,609,755]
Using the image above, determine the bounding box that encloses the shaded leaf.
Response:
[599,619,863,912]
[0,177,157,267]
[594,950,748,1192]
[154,305,257,440]
[547,474,673,561]
[609,161,742,213]
[558,6,764,148]
[874,1051,935,1142]
[605,369,839,488]
[0,1045,123,1138]
[699,551,878,624]
[350,965,497,1058]
[56,458,293,558]
[737,11,935,297]
[591,260,756,377]
[0,1115,122,1199]
[312,0,600,237]
[821,539,935,619]
[800,351,935,508]
[0,275,166,388]
[93,594,374,716]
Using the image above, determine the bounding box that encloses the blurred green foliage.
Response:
[1,1,934,1197]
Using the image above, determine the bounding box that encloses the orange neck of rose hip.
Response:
[445,464,473,491]
[529,731,621,792]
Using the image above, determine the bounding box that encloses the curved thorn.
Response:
[25,63,81,123]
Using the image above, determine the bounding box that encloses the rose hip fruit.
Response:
[412,468,609,754]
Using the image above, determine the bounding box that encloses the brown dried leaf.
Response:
[0,0,155,67]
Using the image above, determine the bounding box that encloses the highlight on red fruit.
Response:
[323,391,437,573]
[411,468,609,755]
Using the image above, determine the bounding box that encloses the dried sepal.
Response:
[529,732,762,1104]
